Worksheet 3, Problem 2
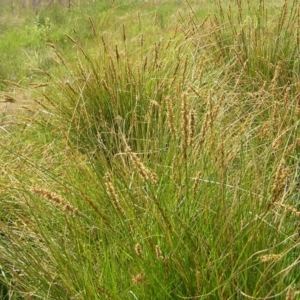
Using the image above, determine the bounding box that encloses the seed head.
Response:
[259,254,282,262]
[155,245,164,261]
[126,146,158,184]
[31,188,78,216]
[132,272,145,285]
[134,243,143,257]
[104,172,125,217]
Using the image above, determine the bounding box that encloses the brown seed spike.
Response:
[126,146,158,184]
[122,24,126,43]
[285,286,295,300]
[271,158,289,202]
[155,245,164,261]
[31,188,78,216]
[3,95,17,103]
[101,36,107,53]
[165,96,176,139]
[181,93,189,157]
[104,173,125,217]
[132,272,145,285]
[188,109,196,146]
[134,243,143,257]
[89,16,96,36]
[115,44,120,62]
[65,33,76,44]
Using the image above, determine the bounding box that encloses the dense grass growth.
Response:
[1,0,300,299]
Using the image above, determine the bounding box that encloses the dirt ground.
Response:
[0,91,34,132]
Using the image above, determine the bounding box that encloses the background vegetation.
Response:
[1,0,300,299]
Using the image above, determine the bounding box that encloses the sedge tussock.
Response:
[126,146,158,184]
[31,188,78,216]
[3,1,300,297]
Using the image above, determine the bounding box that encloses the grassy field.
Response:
[1,0,300,299]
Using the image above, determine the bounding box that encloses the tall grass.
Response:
[1,0,300,299]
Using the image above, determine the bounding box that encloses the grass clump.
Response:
[1,0,300,299]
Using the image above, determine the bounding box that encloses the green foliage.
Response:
[1,0,300,299]
[26,15,52,46]
[0,10,52,87]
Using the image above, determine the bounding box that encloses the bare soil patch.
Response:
[0,90,34,132]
